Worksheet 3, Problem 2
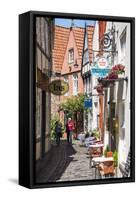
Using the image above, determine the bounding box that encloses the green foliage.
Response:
[92,128,100,139]
[60,93,85,116]
[113,150,118,167]
[50,115,59,139]
[104,145,110,157]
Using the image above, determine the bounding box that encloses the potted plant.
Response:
[106,72,118,80]
[111,64,125,78]
[104,145,110,157]
[113,150,118,167]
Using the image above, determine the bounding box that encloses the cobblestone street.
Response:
[36,140,96,183]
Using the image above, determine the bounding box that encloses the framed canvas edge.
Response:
[19,11,135,189]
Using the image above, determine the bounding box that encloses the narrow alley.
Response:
[36,140,95,183]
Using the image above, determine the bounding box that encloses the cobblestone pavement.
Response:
[36,139,97,183]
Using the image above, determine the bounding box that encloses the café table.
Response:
[89,143,104,168]
[92,156,114,178]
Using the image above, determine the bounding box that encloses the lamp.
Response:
[74,59,79,68]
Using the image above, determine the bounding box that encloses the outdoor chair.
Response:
[98,160,115,177]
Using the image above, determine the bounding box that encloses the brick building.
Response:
[51,25,85,133]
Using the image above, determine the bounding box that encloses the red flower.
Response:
[111,64,125,74]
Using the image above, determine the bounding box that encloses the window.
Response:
[68,48,74,64]
[120,29,126,65]
[72,74,78,96]
[64,75,69,96]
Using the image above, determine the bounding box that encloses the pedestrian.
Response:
[66,118,74,144]
[55,121,62,146]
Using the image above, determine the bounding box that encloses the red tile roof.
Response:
[52,25,94,72]
[52,26,70,72]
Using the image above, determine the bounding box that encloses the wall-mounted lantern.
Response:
[74,59,79,68]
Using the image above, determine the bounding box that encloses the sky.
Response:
[55,18,96,27]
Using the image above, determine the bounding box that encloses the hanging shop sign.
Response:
[49,80,69,95]
[84,98,92,108]
[91,57,111,78]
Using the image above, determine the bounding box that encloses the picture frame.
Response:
[19,11,135,189]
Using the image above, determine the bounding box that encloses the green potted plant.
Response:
[113,150,118,167]
[104,145,110,157]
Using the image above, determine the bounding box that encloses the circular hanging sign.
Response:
[49,80,69,95]
[97,57,108,69]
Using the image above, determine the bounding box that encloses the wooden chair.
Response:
[98,160,115,177]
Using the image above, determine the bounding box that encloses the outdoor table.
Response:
[92,156,113,178]
[92,156,113,163]
[89,143,104,168]
[89,143,104,148]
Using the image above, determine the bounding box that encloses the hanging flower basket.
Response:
[111,64,125,75]
[105,72,118,80]
[104,64,125,80]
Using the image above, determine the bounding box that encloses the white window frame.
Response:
[68,48,74,64]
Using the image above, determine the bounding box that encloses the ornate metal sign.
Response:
[101,33,112,49]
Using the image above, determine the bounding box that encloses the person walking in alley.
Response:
[55,121,62,146]
[66,118,74,144]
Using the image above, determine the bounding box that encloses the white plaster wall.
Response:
[115,22,131,164]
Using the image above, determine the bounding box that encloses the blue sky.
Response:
[55,18,96,27]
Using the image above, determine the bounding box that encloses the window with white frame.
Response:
[72,74,78,95]
[64,75,69,96]
[68,48,74,64]
[120,29,126,65]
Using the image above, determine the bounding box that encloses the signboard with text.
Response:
[91,57,111,78]
[84,98,92,108]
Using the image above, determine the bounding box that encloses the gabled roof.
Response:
[82,25,95,64]
[72,27,85,60]
[52,25,70,73]
[52,25,86,72]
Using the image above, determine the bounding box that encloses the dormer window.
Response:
[68,48,74,64]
